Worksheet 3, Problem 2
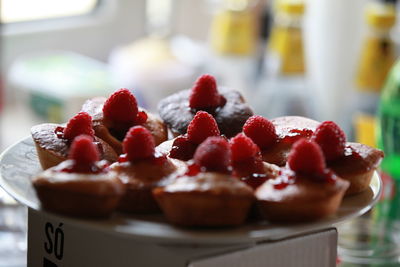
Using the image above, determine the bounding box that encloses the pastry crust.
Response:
[260,116,319,166]
[111,158,179,213]
[153,172,254,226]
[158,88,253,138]
[31,123,118,170]
[33,160,124,218]
[256,172,349,222]
[328,142,384,195]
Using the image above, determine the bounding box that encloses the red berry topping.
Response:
[63,112,94,141]
[230,133,265,180]
[68,135,100,172]
[187,111,220,144]
[103,88,142,125]
[230,133,260,162]
[123,126,155,162]
[287,139,326,175]
[193,136,231,173]
[312,121,346,161]
[189,74,224,110]
[243,116,277,150]
[169,135,197,161]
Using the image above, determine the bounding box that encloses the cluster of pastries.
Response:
[31,74,384,226]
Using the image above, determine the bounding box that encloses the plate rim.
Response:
[0,136,382,245]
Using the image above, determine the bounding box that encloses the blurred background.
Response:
[1,0,400,266]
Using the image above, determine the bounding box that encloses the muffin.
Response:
[158,111,221,161]
[33,135,124,218]
[158,74,253,138]
[31,112,118,170]
[153,136,254,227]
[243,115,319,166]
[311,121,384,195]
[256,139,349,222]
[111,126,179,213]
[82,88,167,154]
[230,133,280,190]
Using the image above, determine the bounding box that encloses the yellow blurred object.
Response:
[267,0,305,74]
[356,37,395,91]
[210,9,256,55]
[355,3,396,92]
[366,3,396,29]
[354,113,377,147]
[275,27,304,74]
[277,0,305,15]
[121,37,176,70]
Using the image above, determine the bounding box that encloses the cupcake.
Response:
[32,135,124,218]
[230,133,280,190]
[158,74,253,138]
[256,139,349,222]
[157,111,221,161]
[82,88,167,154]
[311,121,384,195]
[31,112,118,170]
[243,115,319,166]
[111,126,179,213]
[153,136,254,227]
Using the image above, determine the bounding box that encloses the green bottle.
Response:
[377,59,400,179]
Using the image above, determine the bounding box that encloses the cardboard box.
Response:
[27,208,337,267]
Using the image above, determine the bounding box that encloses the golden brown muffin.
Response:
[31,123,118,170]
[33,136,124,218]
[82,90,167,155]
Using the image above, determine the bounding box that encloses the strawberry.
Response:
[193,136,231,173]
[68,135,100,172]
[287,139,326,175]
[243,116,277,150]
[187,111,220,144]
[63,112,94,140]
[169,135,197,161]
[189,74,224,110]
[103,88,141,125]
[123,126,155,162]
[312,121,346,161]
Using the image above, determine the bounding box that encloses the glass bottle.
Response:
[255,0,314,119]
[352,0,396,146]
[207,0,259,99]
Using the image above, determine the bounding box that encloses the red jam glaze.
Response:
[271,169,296,190]
[240,173,268,190]
[169,136,197,161]
[185,163,202,176]
[279,128,314,145]
[328,145,370,173]
[232,157,266,189]
[151,154,168,166]
[118,154,128,163]
[271,167,337,190]
[59,160,109,174]
[54,126,65,139]
[136,111,148,124]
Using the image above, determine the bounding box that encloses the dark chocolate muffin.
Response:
[158,75,253,138]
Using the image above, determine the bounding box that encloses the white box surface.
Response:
[27,208,337,267]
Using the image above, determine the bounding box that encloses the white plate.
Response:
[0,137,381,245]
